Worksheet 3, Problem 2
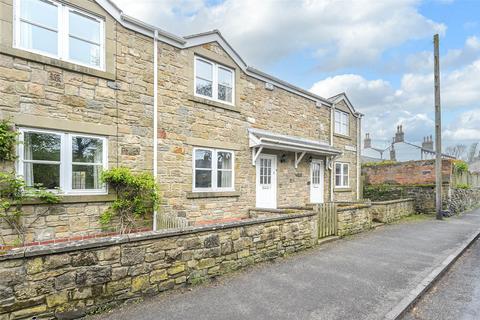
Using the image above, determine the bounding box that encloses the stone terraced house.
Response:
[0,0,362,244]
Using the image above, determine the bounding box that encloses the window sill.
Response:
[188,95,239,113]
[333,133,352,140]
[334,188,352,192]
[0,45,115,80]
[23,193,116,205]
[186,191,241,199]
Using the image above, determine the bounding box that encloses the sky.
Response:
[113,0,480,151]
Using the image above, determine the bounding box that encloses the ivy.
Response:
[0,172,61,246]
[0,119,18,162]
[100,167,159,234]
[455,183,471,190]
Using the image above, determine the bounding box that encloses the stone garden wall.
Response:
[0,212,317,319]
[369,199,415,223]
[447,187,480,214]
[337,204,372,237]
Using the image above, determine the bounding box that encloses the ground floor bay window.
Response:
[17,128,108,194]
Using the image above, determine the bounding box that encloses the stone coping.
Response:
[337,204,371,212]
[371,198,414,205]
[0,211,316,261]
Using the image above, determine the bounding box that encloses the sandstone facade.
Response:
[0,0,361,244]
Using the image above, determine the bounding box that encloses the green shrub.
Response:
[362,160,397,168]
[455,183,471,190]
[101,167,159,233]
[0,119,18,162]
[453,160,468,174]
[0,172,60,245]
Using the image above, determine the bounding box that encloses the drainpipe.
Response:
[152,30,158,231]
[330,105,335,202]
[357,115,361,200]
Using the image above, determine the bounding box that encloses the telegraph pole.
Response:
[434,34,443,220]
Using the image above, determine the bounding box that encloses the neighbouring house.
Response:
[0,0,362,244]
[362,125,455,162]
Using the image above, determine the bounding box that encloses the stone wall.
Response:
[337,204,372,236]
[447,187,480,214]
[364,184,449,214]
[369,199,415,223]
[0,213,317,319]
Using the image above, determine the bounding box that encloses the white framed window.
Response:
[335,162,349,188]
[17,128,108,194]
[334,110,349,136]
[13,0,105,70]
[194,56,235,105]
[193,148,234,192]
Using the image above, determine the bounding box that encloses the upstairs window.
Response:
[334,110,349,136]
[18,128,108,194]
[14,0,104,69]
[193,148,234,192]
[194,56,234,105]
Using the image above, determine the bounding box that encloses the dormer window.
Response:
[194,56,234,105]
[14,0,105,70]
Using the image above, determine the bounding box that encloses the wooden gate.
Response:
[315,203,337,238]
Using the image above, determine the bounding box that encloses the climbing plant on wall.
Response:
[100,167,160,234]
[0,119,18,162]
[0,172,61,246]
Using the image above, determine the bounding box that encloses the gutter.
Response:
[152,30,158,231]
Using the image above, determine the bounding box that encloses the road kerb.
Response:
[384,229,480,320]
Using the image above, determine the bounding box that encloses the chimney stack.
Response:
[364,133,372,149]
[394,125,405,143]
[422,135,434,151]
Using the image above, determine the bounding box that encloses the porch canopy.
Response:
[248,128,342,167]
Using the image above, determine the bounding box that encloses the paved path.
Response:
[93,209,480,320]
[403,230,480,320]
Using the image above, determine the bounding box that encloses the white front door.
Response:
[310,159,324,203]
[256,154,277,209]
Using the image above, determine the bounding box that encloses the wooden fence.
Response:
[315,202,338,238]
[157,213,189,229]
[452,171,480,188]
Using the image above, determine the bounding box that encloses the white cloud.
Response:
[113,0,445,69]
[309,56,480,145]
[444,109,480,141]
[405,36,480,72]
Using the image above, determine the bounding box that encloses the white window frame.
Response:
[194,56,235,106]
[192,148,235,192]
[17,127,108,195]
[13,0,105,70]
[334,110,349,136]
[335,162,350,188]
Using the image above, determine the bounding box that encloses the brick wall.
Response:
[362,159,453,186]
